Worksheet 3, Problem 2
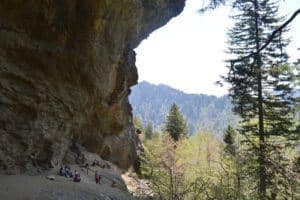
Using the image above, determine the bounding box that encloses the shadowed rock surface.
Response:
[0,0,185,174]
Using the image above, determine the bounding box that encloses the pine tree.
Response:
[165,103,187,141]
[294,57,300,136]
[223,125,236,156]
[145,122,153,140]
[225,0,296,198]
[294,54,300,112]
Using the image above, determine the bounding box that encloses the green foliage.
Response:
[141,129,300,199]
[141,133,237,199]
[129,81,238,137]
[145,122,153,140]
[199,0,226,13]
[141,135,188,199]
[224,0,297,198]
[223,125,236,156]
[133,116,144,133]
[294,56,300,112]
[223,126,235,145]
[165,103,187,141]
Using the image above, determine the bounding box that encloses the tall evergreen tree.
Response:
[222,125,244,199]
[165,103,187,141]
[294,53,300,112]
[225,0,296,198]
[294,56,300,134]
[145,122,154,140]
[223,125,236,156]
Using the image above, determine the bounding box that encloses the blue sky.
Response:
[135,0,300,96]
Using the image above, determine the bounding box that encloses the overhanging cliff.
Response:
[0,0,185,172]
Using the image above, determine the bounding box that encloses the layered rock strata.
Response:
[0,0,185,173]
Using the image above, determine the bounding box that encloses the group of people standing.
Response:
[59,165,81,182]
[59,165,102,184]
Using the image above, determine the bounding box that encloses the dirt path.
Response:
[0,165,131,200]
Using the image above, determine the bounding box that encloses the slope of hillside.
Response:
[129,81,238,137]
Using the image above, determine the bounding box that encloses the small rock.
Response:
[46,175,55,180]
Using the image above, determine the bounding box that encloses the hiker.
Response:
[65,165,70,172]
[59,166,66,176]
[68,170,74,178]
[64,166,70,177]
[95,171,101,184]
[92,159,99,166]
[85,163,89,175]
[73,170,81,182]
[64,165,73,178]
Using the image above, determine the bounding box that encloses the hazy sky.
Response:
[135,0,300,96]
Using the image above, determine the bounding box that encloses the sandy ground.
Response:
[0,165,132,200]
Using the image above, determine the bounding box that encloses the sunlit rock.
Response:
[0,0,185,173]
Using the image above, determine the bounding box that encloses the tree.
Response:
[222,125,245,199]
[225,0,296,198]
[294,54,300,135]
[141,132,230,200]
[133,116,144,133]
[145,122,154,140]
[141,135,189,200]
[294,54,300,112]
[223,125,236,155]
[165,103,187,141]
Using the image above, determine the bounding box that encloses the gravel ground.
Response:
[0,165,132,200]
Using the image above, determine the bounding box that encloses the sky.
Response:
[135,0,300,96]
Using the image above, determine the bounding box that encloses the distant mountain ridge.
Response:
[129,81,238,137]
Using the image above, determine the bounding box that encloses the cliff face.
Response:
[0,0,185,173]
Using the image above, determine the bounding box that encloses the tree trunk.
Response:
[254,0,267,198]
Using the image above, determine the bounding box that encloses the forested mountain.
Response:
[129,81,238,137]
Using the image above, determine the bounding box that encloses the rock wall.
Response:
[0,0,185,173]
